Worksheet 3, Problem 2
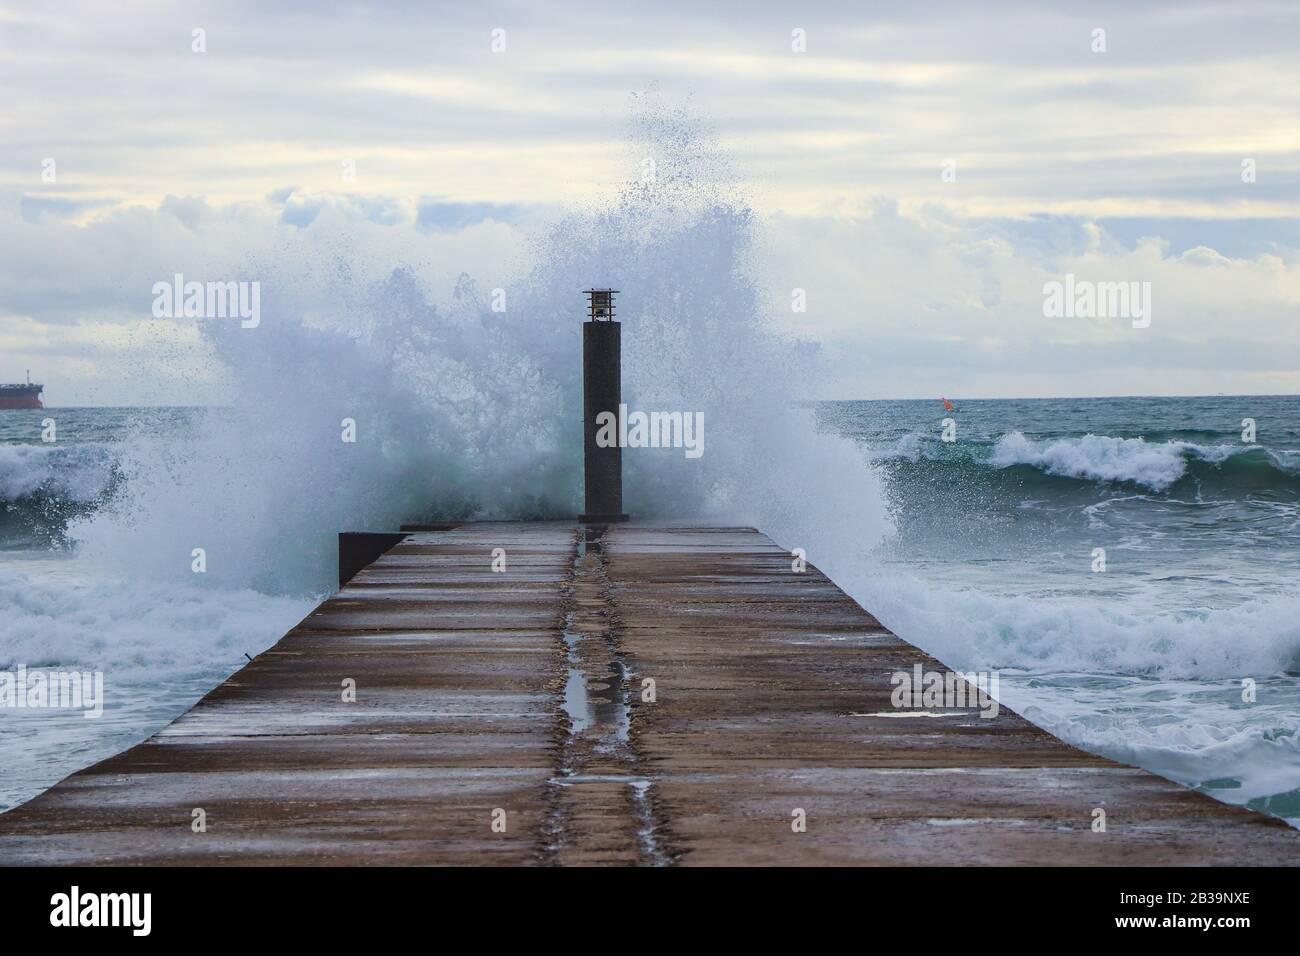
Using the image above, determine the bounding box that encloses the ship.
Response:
[0,372,44,410]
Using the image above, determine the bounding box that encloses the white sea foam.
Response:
[990,432,1197,490]
[847,569,1300,681]
[0,558,312,810]
[982,430,1292,492]
[64,103,892,596]
[1006,677,1300,823]
[0,443,115,505]
[0,562,309,677]
[816,566,1300,823]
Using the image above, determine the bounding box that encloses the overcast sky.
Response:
[2,0,1299,404]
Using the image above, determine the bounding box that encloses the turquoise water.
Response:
[818,395,1300,825]
[0,407,315,810]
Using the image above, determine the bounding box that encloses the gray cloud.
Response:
[1,2,1298,402]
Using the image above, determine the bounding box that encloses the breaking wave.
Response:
[0,444,120,548]
[51,100,892,595]
[878,430,1300,495]
[852,571,1300,681]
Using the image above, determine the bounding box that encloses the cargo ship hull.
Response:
[0,384,44,410]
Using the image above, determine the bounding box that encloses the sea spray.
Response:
[67,97,893,596]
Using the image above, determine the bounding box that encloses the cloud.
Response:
[3,1,1299,217]
[19,195,119,222]
[0,192,534,403]
[1,187,1298,404]
[415,200,529,232]
[2,2,1299,401]
[278,192,411,228]
[762,203,1300,397]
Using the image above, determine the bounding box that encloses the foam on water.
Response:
[848,570,1300,683]
[818,515,1300,825]
[797,395,1300,826]
[987,431,1292,492]
[1007,674,1300,822]
[0,554,312,809]
[0,444,116,504]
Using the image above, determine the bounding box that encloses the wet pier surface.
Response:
[1,522,1296,865]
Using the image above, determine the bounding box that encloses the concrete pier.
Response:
[1,522,1296,865]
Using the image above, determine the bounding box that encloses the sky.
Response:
[1,0,1299,404]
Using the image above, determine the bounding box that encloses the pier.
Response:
[0,521,1296,865]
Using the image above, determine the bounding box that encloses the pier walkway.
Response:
[1,523,1295,865]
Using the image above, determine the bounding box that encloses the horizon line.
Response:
[21,391,1300,410]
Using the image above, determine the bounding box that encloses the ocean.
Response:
[0,407,316,811]
[819,395,1300,828]
[3,396,1298,825]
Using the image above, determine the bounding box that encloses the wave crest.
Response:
[0,444,119,547]
[991,431,1204,490]
[877,429,1299,494]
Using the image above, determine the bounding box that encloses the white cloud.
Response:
[2,190,1297,404]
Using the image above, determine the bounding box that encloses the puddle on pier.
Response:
[560,527,631,745]
[561,631,631,744]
